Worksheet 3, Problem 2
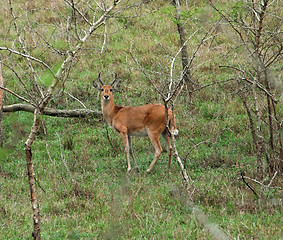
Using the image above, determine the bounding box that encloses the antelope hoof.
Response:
[127,167,132,173]
[146,168,152,174]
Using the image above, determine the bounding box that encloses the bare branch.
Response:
[63,91,87,108]
[219,65,278,103]
[10,0,45,98]
[241,172,258,198]
[47,0,122,94]
[128,48,166,99]
[267,171,278,187]
[0,47,52,74]
[0,86,36,106]
[3,103,102,118]
[100,20,107,54]
[193,79,234,92]
[93,0,104,11]
[1,62,37,102]
[64,0,92,26]
[165,76,184,103]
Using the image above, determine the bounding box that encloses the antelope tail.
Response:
[169,112,178,136]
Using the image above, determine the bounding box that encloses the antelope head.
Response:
[93,73,121,104]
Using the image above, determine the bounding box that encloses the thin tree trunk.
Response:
[252,82,266,175]
[25,145,40,239]
[266,97,274,150]
[242,98,257,149]
[262,67,274,151]
[172,0,193,101]
[0,63,4,147]
[24,106,46,239]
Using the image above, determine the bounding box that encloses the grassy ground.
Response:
[0,0,282,239]
[1,100,282,239]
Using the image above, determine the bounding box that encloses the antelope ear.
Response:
[93,80,100,89]
[113,80,121,90]
[111,73,121,90]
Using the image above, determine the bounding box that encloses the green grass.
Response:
[1,111,282,239]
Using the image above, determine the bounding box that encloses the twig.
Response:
[100,20,107,54]
[241,172,258,198]
[184,139,210,166]
[93,0,104,11]
[193,78,234,92]
[0,86,36,106]
[267,171,278,187]
[1,62,36,101]
[34,176,46,193]
[64,0,92,26]
[165,75,184,103]
[45,143,55,164]
[0,47,53,74]
[56,132,77,184]
[128,49,166,99]
[241,171,280,190]
[171,132,194,199]
[64,91,87,108]
[10,0,45,99]
[219,65,278,103]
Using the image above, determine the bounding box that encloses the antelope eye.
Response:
[100,88,104,92]
[110,89,113,92]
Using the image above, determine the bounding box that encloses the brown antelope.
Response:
[93,74,178,173]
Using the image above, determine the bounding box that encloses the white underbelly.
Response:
[129,128,148,137]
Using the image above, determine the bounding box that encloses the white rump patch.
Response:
[171,128,179,136]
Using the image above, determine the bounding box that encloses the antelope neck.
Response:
[102,99,115,126]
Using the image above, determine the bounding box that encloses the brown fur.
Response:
[100,85,178,173]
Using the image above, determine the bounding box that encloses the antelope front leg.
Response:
[120,132,131,173]
[127,135,139,172]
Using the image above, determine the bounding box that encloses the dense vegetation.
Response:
[0,0,282,239]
